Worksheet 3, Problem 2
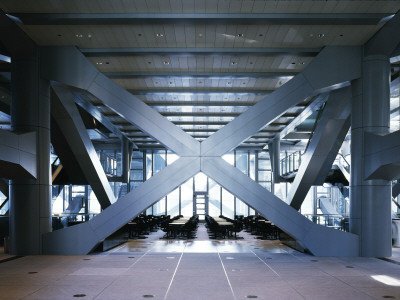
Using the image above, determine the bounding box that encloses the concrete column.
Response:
[9,49,51,255]
[350,55,392,257]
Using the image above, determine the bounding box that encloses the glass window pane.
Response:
[167,152,179,165]
[250,153,256,180]
[146,154,152,179]
[130,181,143,191]
[236,198,248,217]
[221,188,234,219]
[181,178,193,216]
[222,152,234,165]
[132,151,143,159]
[146,206,153,215]
[259,151,269,159]
[153,151,166,175]
[131,159,143,169]
[153,197,166,216]
[167,187,180,217]
[259,181,272,192]
[236,152,248,175]
[209,179,220,217]
[194,172,207,192]
[258,170,271,181]
[258,159,270,170]
[130,170,143,181]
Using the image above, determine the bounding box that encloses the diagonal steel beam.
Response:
[51,86,115,209]
[201,157,358,256]
[43,157,200,254]
[40,46,200,157]
[288,87,352,210]
[201,46,361,157]
[73,92,138,149]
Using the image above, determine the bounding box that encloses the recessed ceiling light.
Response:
[318,33,325,38]
[163,61,170,65]
[156,33,164,37]
[231,62,237,65]
[299,62,305,65]
[237,33,244,37]
[96,62,103,65]
[75,34,83,38]
[198,33,203,37]
[87,34,92,39]
[309,33,314,37]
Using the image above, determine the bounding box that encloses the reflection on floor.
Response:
[0,226,400,299]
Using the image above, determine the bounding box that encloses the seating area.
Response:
[205,215,243,239]
[160,215,199,239]
[240,215,282,240]
[126,214,284,243]
[128,215,170,238]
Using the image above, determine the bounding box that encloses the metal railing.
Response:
[99,152,117,176]
[280,151,302,176]
[303,214,349,232]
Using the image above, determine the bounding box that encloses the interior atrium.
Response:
[1,1,400,299]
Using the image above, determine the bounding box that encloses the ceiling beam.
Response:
[128,89,274,95]
[104,71,298,79]
[11,13,393,26]
[82,47,319,57]
[145,101,257,107]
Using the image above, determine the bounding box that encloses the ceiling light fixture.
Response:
[163,61,170,65]
[318,33,325,38]
[231,62,237,65]
[237,33,244,37]
[75,34,83,38]
[156,33,164,37]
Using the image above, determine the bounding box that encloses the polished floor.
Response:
[0,226,400,300]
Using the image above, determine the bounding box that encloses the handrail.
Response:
[336,153,350,169]
[393,197,400,210]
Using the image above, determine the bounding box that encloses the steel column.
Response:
[10,52,51,255]
[350,55,392,257]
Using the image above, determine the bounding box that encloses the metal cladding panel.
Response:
[364,130,400,180]
[201,73,314,157]
[51,86,115,209]
[89,73,200,157]
[43,157,200,254]
[288,87,352,210]
[302,46,362,94]
[201,156,359,256]
[0,130,36,179]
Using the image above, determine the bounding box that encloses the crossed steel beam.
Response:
[41,45,360,255]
